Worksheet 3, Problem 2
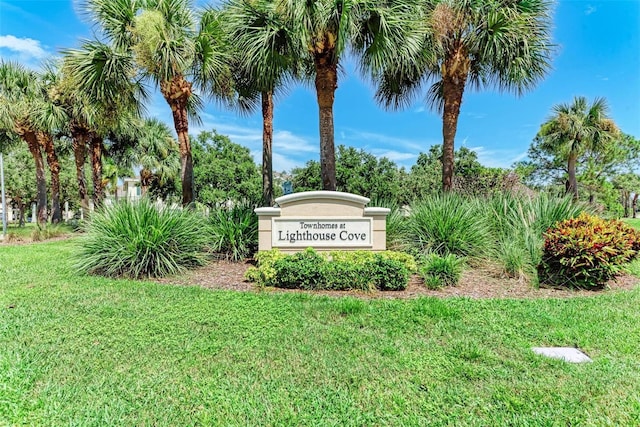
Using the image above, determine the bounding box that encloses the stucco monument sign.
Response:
[255,191,390,252]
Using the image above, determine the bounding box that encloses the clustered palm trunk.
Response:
[39,131,62,223]
[19,126,47,224]
[70,125,91,217]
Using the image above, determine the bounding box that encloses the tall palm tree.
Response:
[538,96,619,199]
[84,0,233,206]
[281,0,423,191]
[36,63,70,223]
[223,0,298,206]
[0,61,50,224]
[62,40,145,209]
[375,0,554,191]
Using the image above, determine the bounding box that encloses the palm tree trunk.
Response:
[90,136,104,208]
[441,63,468,192]
[314,53,337,191]
[140,168,152,197]
[23,131,47,224]
[567,152,579,200]
[71,127,90,218]
[262,90,274,206]
[39,131,62,224]
[161,76,193,207]
[633,193,638,218]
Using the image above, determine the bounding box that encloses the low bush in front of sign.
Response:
[245,248,412,291]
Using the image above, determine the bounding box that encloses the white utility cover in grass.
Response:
[532,347,592,363]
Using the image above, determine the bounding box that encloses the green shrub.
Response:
[420,253,465,289]
[329,250,417,273]
[208,202,258,261]
[539,213,640,288]
[272,248,326,289]
[321,261,373,291]
[370,255,409,291]
[75,199,208,279]
[244,249,286,286]
[247,249,410,291]
[407,194,492,258]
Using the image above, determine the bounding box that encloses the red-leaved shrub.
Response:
[539,213,640,288]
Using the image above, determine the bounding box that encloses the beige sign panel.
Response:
[255,191,389,253]
[273,218,372,248]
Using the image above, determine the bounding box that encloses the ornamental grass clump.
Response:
[75,199,208,279]
[407,193,492,259]
[484,193,586,282]
[419,253,465,289]
[539,213,640,289]
[208,201,258,261]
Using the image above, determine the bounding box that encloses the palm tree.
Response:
[62,40,145,209]
[280,0,423,191]
[223,0,298,206]
[84,0,233,207]
[0,61,49,224]
[374,0,554,191]
[538,96,619,199]
[36,63,71,223]
[133,118,181,197]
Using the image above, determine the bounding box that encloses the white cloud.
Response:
[0,35,47,59]
[273,130,316,153]
[371,149,417,164]
[272,152,304,172]
[585,5,596,15]
[468,146,528,169]
[342,128,434,152]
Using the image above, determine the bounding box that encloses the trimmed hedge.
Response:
[245,248,412,291]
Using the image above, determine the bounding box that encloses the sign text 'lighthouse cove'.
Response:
[274,218,371,247]
[255,191,390,252]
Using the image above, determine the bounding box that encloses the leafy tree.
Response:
[83,0,233,206]
[537,96,619,199]
[192,130,261,207]
[374,0,553,191]
[612,173,640,218]
[292,145,404,202]
[2,138,36,225]
[407,145,509,200]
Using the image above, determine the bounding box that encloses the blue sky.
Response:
[1,0,638,173]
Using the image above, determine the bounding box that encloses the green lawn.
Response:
[3,222,75,240]
[623,217,640,229]
[1,240,640,426]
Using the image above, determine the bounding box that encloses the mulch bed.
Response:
[155,259,639,300]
